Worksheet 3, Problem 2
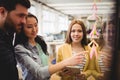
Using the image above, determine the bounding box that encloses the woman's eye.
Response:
[34,24,38,27]
[71,30,82,33]
[71,30,75,32]
[78,30,82,32]
[27,25,32,28]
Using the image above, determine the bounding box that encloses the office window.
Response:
[42,10,56,34]
[28,5,36,15]
[58,16,68,31]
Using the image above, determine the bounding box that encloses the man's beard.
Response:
[3,18,24,34]
[3,17,15,34]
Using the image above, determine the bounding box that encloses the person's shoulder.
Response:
[0,29,6,40]
[60,43,70,47]
[15,44,32,55]
[15,44,26,52]
[84,45,89,51]
[58,43,71,50]
[15,44,24,48]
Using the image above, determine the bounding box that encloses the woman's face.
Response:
[70,23,83,43]
[24,17,38,39]
[103,23,114,46]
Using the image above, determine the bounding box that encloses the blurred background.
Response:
[29,0,115,37]
[28,0,116,56]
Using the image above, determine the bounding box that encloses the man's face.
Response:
[0,7,7,28]
[5,4,28,33]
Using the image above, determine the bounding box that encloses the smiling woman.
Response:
[55,19,88,80]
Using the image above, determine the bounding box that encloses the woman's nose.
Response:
[75,31,79,35]
[32,26,36,32]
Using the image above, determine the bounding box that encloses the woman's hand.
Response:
[63,51,88,66]
[64,51,88,66]
[59,67,75,76]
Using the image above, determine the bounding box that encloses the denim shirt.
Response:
[15,43,50,80]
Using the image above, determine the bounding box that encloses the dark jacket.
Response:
[0,29,18,80]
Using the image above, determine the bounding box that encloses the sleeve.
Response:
[15,45,50,80]
[56,46,63,63]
